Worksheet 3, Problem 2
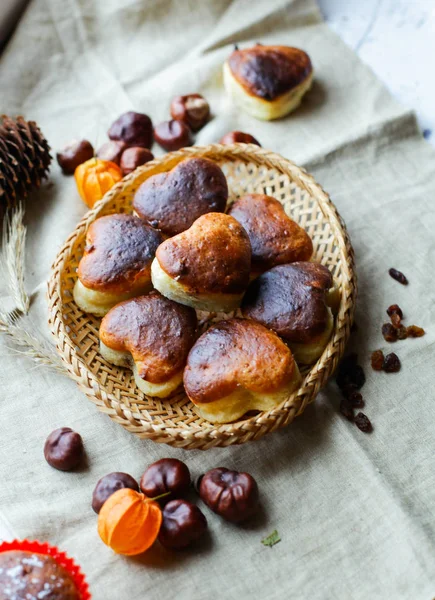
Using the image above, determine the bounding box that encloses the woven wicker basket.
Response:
[48,144,356,450]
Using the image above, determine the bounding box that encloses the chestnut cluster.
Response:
[154,93,210,151]
[56,111,155,177]
[92,457,259,551]
[57,92,261,180]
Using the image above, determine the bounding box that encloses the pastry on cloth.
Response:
[99,292,197,398]
[223,44,313,120]
[133,157,228,237]
[151,213,251,312]
[0,550,79,600]
[228,193,313,275]
[74,214,162,317]
[242,262,339,364]
[183,318,301,423]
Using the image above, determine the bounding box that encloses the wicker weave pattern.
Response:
[48,145,356,449]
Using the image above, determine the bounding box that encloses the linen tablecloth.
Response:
[0,1,434,598]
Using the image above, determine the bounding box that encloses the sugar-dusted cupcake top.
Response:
[0,550,79,600]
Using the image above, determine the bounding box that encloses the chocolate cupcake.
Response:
[0,551,79,599]
[0,540,90,600]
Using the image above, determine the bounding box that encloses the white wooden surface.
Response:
[319,0,435,145]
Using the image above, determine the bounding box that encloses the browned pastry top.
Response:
[242,262,333,343]
[0,551,79,599]
[228,45,312,101]
[156,212,251,295]
[78,214,162,293]
[183,318,296,404]
[133,157,228,237]
[100,292,197,383]
[228,194,313,273]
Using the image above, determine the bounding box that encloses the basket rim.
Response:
[47,143,357,449]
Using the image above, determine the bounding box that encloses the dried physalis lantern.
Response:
[98,488,162,555]
[75,158,122,208]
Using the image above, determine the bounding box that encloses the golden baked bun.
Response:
[223,44,313,121]
[99,292,197,398]
[151,213,251,312]
[242,262,337,364]
[228,193,313,275]
[74,214,162,317]
[133,157,228,237]
[184,318,301,423]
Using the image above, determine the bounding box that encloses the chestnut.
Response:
[154,120,192,152]
[92,472,139,513]
[108,111,153,149]
[170,93,210,132]
[140,458,191,502]
[158,499,207,549]
[96,140,127,165]
[120,147,154,176]
[43,427,84,471]
[56,139,94,175]
[219,131,261,146]
[199,467,259,522]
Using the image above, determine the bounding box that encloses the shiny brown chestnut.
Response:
[108,111,153,149]
[158,499,207,549]
[120,147,154,176]
[96,140,127,165]
[219,131,261,146]
[170,93,210,131]
[43,427,84,471]
[154,120,192,152]
[56,139,94,175]
[140,458,191,502]
[199,467,259,522]
[92,472,139,513]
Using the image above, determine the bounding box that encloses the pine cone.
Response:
[0,115,51,209]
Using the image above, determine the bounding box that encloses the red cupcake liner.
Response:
[0,539,91,599]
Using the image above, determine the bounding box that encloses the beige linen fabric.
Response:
[0,1,435,598]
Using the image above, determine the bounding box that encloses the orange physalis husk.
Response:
[98,488,162,556]
[74,158,122,209]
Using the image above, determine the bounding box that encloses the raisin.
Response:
[382,323,397,342]
[337,363,365,391]
[383,352,401,373]
[371,350,384,371]
[387,304,403,319]
[348,390,364,408]
[339,399,354,421]
[397,326,408,340]
[335,354,357,389]
[340,383,357,399]
[407,325,425,338]
[390,313,402,329]
[389,268,408,285]
[355,412,372,433]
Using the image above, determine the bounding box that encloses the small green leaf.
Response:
[261,529,281,547]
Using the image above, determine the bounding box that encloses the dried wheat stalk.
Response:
[1,204,30,314]
[0,310,66,375]
[0,205,67,375]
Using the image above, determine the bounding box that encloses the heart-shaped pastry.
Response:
[151,213,251,312]
[228,194,313,275]
[242,262,339,364]
[183,318,301,423]
[223,44,313,120]
[99,292,197,398]
[74,214,162,316]
[133,158,228,237]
